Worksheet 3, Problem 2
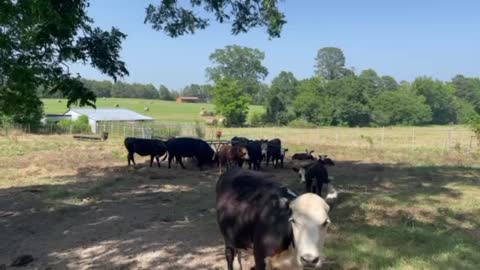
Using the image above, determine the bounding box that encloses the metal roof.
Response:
[67,108,153,121]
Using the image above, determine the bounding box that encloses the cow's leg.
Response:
[266,154,270,167]
[317,181,324,197]
[168,154,174,169]
[156,156,161,167]
[130,153,136,165]
[176,155,186,169]
[280,157,284,168]
[306,178,313,193]
[150,155,154,167]
[252,245,267,270]
[237,250,243,270]
[225,245,236,270]
[127,153,131,166]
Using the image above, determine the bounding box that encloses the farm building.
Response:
[176,96,203,103]
[64,108,153,133]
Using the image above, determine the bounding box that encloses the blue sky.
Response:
[72,0,480,90]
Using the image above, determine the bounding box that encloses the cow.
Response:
[292,155,336,198]
[216,144,249,172]
[216,167,331,270]
[246,140,268,170]
[165,137,215,169]
[266,138,287,168]
[231,136,250,147]
[124,137,168,167]
[291,149,315,161]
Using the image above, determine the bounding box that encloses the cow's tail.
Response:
[161,152,169,161]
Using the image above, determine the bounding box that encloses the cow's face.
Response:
[292,167,306,183]
[289,193,330,269]
[261,142,268,156]
[239,146,249,160]
[280,148,288,157]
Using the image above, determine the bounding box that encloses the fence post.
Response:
[70,125,73,134]
[335,128,339,145]
[381,126,385,147]
[447,128,452,151]
[412,127,415,149]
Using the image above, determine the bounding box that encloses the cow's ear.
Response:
[278,197,290,209]
[284,148,289,152]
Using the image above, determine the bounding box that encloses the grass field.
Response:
[0,132,479,269]
[42,98,264,123]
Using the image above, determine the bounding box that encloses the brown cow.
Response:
[217,144,249,172]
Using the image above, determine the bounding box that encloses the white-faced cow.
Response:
[124,137,168,167]
[216,168,331,270]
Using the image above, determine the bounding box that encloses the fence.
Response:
[1,121,478,153]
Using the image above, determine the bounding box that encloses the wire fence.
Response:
[1,121,478,153]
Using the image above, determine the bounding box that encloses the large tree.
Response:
[266,71,298,124]
[0,0,128,126]
[144,0,286,38]
[206,45,268,102]
[212,79,250,126]
[314,47,352,80]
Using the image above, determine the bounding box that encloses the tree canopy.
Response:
[144,0,286,38]
[315,47,352,80]
[1,0,128,126]
[212,79,250,126]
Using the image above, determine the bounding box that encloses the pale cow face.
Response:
[240,147,249,160]
[289,193,330,269]
[292,167,307,183]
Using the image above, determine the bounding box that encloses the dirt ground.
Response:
[0,147,308,270]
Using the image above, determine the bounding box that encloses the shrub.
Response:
[249,111,267,127]
[57,115,90,133]
[288,118,318,128]
[194,121,206,138]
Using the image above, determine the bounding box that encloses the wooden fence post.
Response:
[381,126,385,147]
[412,127,415,149]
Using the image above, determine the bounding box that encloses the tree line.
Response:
[209,46,480,127]
[38,79,213,102]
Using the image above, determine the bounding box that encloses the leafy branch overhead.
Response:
[144,0,286,38]
[1,0,128,125]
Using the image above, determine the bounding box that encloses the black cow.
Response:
[291,149,315,161]
[266,138,288,168]
[165,137,215,169]
[246,140,268,170]
[124,137,168,167]
[231,136,250,146]
[216,168,331,270]
[293,156,335,197]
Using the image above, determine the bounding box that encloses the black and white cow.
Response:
[292,155,337,202]
[216,167,331,270]
[124,137,168,167]
[291,149,315,161]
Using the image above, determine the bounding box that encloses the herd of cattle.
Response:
[124,136,338,270]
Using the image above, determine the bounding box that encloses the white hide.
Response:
[268,193,330,270]
[298,168,306,183]
[325,183,338,203]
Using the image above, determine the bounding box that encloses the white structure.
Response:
[65,108,153,133]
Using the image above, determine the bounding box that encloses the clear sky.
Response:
[72,0,480,90]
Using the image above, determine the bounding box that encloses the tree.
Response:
[381,76,399,91]
[158,85,173,100]
[266,71,298,124]
[451,75,480,113]
[206,45,268,102]
[293,78,334,125]
[314,47,351,80]
[207,45,268,83]
[212,79,250,126]
[412,77,458,124]
[370,88,432,126]
[359,69,383,99]
[0,0,128,126]
[144,0,286,38]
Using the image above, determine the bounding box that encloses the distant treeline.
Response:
[39,79,213,101]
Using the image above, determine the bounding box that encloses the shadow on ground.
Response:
[0,159,479,269]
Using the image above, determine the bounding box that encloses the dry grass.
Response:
[0,133,479,269]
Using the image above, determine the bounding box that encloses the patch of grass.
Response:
[42,98,264,123]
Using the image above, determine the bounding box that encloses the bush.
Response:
[194,121,206,138]
[57,115,90,133]
[249,111,267,127]
[468,115,480,144]
[288,118,318,128]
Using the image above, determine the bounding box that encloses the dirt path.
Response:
[0,155,303,270]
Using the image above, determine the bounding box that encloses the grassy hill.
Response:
[42,98,264,123]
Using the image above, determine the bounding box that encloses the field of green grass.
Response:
[42,98,264,123]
